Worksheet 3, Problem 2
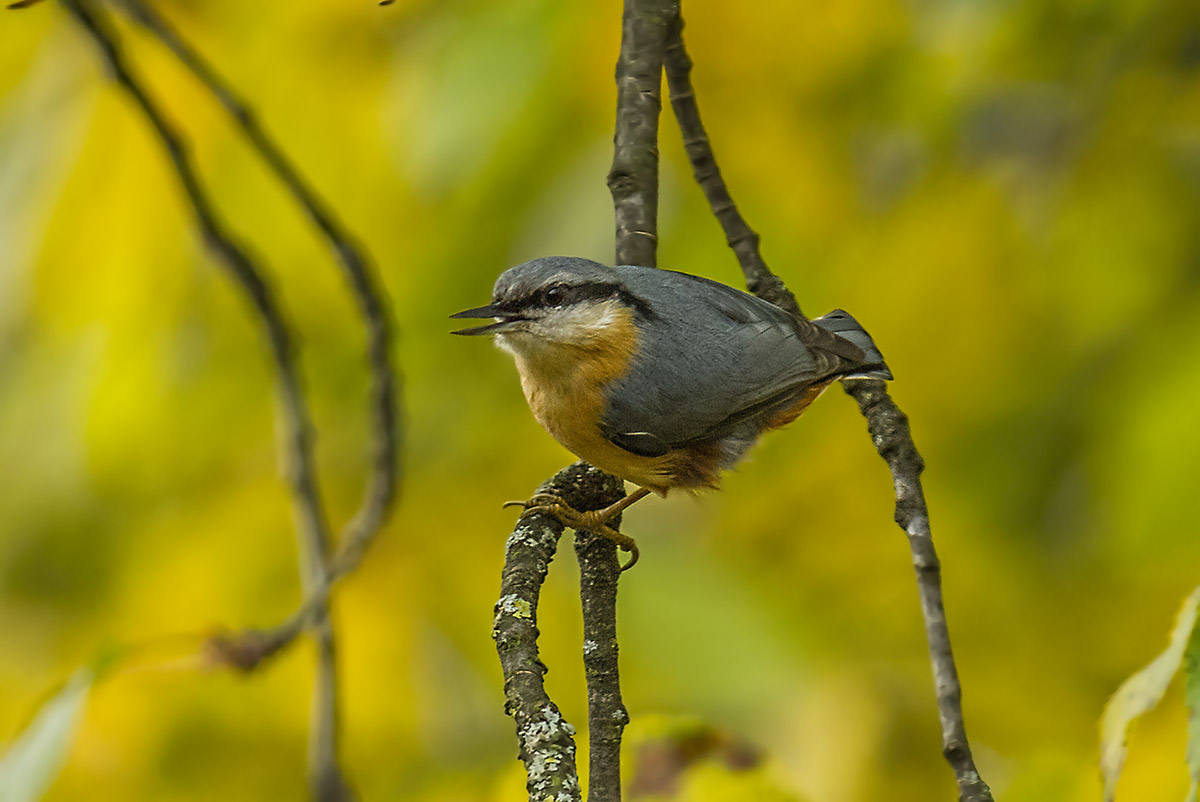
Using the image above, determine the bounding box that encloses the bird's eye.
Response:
[543,285,566,306]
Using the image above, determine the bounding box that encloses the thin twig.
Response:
[115,0,403,679]
[661,17,858,359]
[661,17,796,316]
[663,18,994,802]
[117,0,402,573]
[60,2,351,799]
[493,464,625,802]
[843,381,992,801]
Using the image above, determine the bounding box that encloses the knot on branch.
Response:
[844,380,925,472]
[607,168,645,197]
[206,627,288,672]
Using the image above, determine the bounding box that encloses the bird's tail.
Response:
[813,309,893,381]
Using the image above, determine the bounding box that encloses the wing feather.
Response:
[601,266,841,450]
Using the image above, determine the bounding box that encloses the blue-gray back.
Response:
[602,265,852,449]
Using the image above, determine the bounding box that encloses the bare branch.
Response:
[843,382,992,801]
[116,0,402,572]
[661,16,798,317]
[607,0,678,268]
[663,18,994,802]
[60,2,351,798]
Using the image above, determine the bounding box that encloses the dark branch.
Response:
[494,464,624,802]
[575,530,629,802]
[560,3,681,800]
[61,2,351,799]
[661,17,799,317]
[114,0,404,690]
[497,0,678,792]
[843,382,992,800]
[116,0,402,576]
[663,19,993,802]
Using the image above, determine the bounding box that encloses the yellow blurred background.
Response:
[2,0,1199,800]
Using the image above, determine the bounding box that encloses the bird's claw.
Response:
[504,493,640,571]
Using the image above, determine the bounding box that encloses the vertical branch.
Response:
[60,2,351,799]
[575,531,628,802]
[662,20,994,802]
[309,617,350,802]
[577,2,679,800]
[608,0,677,268]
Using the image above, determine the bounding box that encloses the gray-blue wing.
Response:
[600,266,849,452]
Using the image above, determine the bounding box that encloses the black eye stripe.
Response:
[503,281,657,319]
[526,281,620,308]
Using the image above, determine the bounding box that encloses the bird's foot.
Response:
[503,493,640,571]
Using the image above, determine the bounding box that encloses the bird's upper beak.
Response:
[450,304,525,336]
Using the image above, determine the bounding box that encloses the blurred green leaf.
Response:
[1100,585,1200,802]
[0,668,92,802]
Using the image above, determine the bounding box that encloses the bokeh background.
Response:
[3,0,1200,800]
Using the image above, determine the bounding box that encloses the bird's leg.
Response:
[504,487,652,571]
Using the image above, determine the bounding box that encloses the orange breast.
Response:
[511,309,682,494]
[511,309,829,495]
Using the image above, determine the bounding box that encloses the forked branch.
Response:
[493,464,627,802]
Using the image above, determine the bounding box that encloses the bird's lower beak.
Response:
[450,304,525,336]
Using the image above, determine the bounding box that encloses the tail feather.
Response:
[812,309,892,381]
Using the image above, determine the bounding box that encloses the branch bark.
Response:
[493,464,626,802]
[575,531,629,802]
[608,0,677,268]
[661,17,798,318]
[559,4,681,801]
[842,382,992,800]
[663,18,994,802]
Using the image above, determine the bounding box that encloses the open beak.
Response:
[450,304,524,336]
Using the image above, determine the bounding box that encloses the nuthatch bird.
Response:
[452,256,891,568]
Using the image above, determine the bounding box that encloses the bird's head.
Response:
[451,257,649,357]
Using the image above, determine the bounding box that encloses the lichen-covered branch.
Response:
[575,529,629,802]
[556,4,683,801]
[663,18,993,802]
[494,464,625,802]
[607,0,678,268]
[61,2,351,798]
